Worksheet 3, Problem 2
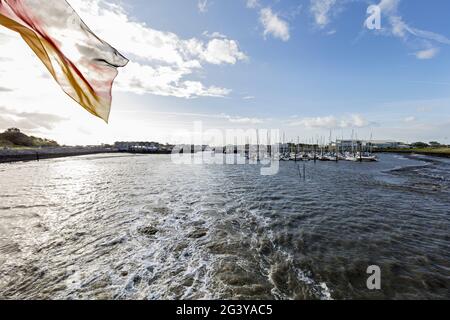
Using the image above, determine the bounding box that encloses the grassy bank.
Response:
[0,128,58,148]
[380,147,450,158]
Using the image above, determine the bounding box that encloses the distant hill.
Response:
[0,128,59,148]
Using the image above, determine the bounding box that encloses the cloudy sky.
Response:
[1,0,450,145]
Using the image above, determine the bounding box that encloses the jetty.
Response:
[0,146,117,163]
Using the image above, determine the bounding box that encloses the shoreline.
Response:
[0,148,176,164]
[2,148,449,164]
[378,150,450,159]
[0,148,118,164]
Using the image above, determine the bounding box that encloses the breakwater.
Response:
[0,147,117,163]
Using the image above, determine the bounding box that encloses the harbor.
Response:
[3,127,449,165]
[1,0,449,305]
[1,152,449,299]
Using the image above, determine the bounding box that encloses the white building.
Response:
[335,140,409,150]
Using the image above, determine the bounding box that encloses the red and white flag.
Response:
[0,0,128,122]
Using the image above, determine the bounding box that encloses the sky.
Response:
[0,0,450,145]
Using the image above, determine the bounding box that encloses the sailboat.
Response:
[357,152,378,162]
[360,133,378,161]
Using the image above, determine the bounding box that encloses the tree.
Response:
[411,142,429,148]
[429,141,441,148]
[0,128,59,147]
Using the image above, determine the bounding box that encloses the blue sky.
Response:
[1,0,449,145]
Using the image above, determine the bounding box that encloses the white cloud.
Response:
[0,106,67,132]
[289,114,370,129]
[203,31,227,39]
[414,47,439,60]
[224,115,264,124]
[259,8,290,41]
[118,61,231,98]
[376,0,450,57]
[246,0,260,9]
[0,0,247,101]
[310,0,336,28]
[198,0,209,13]
[386,14,450,46]
[290,115,338,128]
[349,114,370,127]
[0,0,250,144]
[201,39,248,64]
[0,86,13,92]
[407,27,450,45]
[389,16,407,38]
[404,116,416,123]
[378,0,400,14]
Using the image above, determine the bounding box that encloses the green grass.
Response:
[0,146,39,150]
[413,147,450,154]
[0,129,59,148]
[0,139,14,148]
[383,147,450,156]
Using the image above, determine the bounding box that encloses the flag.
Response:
[0,0,128,122]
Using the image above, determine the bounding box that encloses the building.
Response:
[114,141,162,152]
[368,140,409,149]
[335,140,363,149]
[334,140,410,150]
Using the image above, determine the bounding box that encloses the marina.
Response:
[1,152,449,299]
[1,0,449,305]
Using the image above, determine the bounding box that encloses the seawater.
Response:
[0,153,449,299]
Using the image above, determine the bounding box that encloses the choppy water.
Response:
[0,153,449,300]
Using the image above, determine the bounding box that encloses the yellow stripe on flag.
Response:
[0,0,128,122]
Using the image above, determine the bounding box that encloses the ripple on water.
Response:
[0,153,449,299]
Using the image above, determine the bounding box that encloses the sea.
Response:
[0,153,449,299]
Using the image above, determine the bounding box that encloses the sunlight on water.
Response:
[0,153,449,299]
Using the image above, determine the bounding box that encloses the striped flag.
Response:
[0,0,128,122]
